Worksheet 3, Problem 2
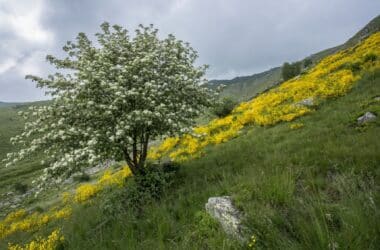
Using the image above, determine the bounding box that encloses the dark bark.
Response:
[122,132,150,176]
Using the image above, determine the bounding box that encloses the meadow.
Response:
[0,31,379,249]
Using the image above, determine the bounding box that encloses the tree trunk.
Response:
[122,133,149,176]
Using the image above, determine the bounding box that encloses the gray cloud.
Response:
[0,0,379,101]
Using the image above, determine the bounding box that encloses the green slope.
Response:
[208,67,282,101]
[50,69,380,250]
[1,15,379,249]
[0,103,46,208]
[0,102,21,108]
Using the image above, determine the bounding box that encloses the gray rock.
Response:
[63,177,74,185]
[85,159,115,175]
[357,112,376,124]
[13,196,22,204]
[296,97,315,107]
[374,96,380,101]
[205,196,245,241]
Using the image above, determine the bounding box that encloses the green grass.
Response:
[2,16,380,248]
[43,70,380,249]
[0,103,48,215]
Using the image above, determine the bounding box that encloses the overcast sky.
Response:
[0,0,379,102]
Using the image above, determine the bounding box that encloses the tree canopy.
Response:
[282,61,301,81]
[4,23,216,186]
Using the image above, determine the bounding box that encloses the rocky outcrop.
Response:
[205,196,245,241]
[357,112,376,124]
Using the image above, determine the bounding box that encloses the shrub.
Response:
[364,52,377,63]
[348,61,362,73]
[212,98,237,118]
[33,206,44,213]
[14,182,28,194]
[127,163,175,202]
[303,58,313,68]
[100,162,178,217]
[290,123,304,130]
[282,61,301,81]
[72,173,90,182]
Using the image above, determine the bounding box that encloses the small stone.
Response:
[85,159,114,175]
[205,196,245,241]
[295,97,315,107]
[63,177,74,185]
[13,196,22,204]
[357,112,376,124]
[374,96,380,101]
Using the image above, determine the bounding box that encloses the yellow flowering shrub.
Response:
[8,228,64,250]
[1,166,131,241]
[290,123,304,130]
[3,209,27,224]
[74,165,132,203]
[149,32,380,162]
[98,166,132,187]
[61,192,71,204]
[74,183,99,203]
[52,206,72,220]
[0,207,71,239]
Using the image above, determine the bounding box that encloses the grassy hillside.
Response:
[0,106,24,160]
[208,67,282,101]
[1,30,379,249]
[0,101,50,159]
[209,14,380,101]
[45,68,380,250]
[0,102,22,108]
[0,104,46,212]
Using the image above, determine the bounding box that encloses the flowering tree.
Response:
[4,23,216,182]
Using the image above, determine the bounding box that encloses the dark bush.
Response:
[348,62,362,73]
[282,61,301,81]
[100,162,178,217]
[212,98,237,118]
[73,173,90,182]
[303,58,313,68]
[364,53,377,63]
[14,182,28,194]
[33,206,44,213]
[127,163,175,203]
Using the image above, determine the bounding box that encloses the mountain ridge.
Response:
[208,14,380,101]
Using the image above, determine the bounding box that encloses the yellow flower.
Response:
[4,209,27,224]
[52,206,72,220]
[147,32,379,162]
[74,183,99,203]
[248,234,257,249]
[8,228,64,250]
[61,192,71,204]
[290,123,304,130]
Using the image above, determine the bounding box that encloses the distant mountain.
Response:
[0,102,21,108]
[208,14,380,101]
[207,67,282,101]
